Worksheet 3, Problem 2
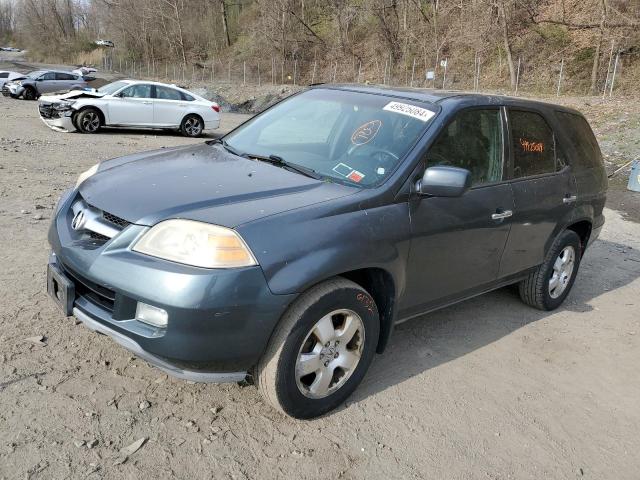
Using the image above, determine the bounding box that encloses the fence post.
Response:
[556,58,564,96]
[609,51,620,97]
[243,61,246,86]
[410,58,416,87]
[281,60,284,84]
[293,59,297,85]
[442,58,447,89]
[228,60,231,82]
[603,40,615,98]
[257,62,261,86]
[311,61,316,84]
[383,59,388,85]
[357,61,362,83]
[515,57,521,95]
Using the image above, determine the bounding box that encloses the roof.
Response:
[315,83,582,115]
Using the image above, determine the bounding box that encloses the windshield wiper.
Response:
[246,153,322,180]
[209,137,245,157]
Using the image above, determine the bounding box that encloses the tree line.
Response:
[1,0,638,94]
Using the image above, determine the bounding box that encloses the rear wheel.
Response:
[180,114,203,137]
[23,87,36,100]
[75,108,101,134]
[519,230,581,310]
[257,278,379,419]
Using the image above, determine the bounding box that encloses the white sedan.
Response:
[38,80,220,137]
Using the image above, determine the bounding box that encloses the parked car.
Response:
[72,66,97,77]
[1,70,88,100]
[38,80,220,137]
[46,86,607,418]
[0,70,23,88]
[94,40,114,48]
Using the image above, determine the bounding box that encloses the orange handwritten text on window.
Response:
[519,138,544,153]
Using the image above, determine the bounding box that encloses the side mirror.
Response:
[416,166,472,197]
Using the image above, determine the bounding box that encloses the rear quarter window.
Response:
[555,111,602,169]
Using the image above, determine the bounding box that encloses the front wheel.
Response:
[23,87,36,100]
[257,278,379,419]
[180,114,204,137]
[75,108,101,133]
[519,230,582,310]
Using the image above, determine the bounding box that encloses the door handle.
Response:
[142,101,153,105]
[563,195,577,204]
[491,210,513,220]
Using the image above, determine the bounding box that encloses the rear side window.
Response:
[55,73,76,81]
[181,92,195,101]
[555,111,602,169]
[155,86,182,100]
[509,110,557,178]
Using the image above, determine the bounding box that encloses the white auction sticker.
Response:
[383,102,435,122]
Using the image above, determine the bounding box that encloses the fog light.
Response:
[135,302,168,328]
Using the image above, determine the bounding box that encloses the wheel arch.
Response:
[74,104,106,126]
[566,219,592,256]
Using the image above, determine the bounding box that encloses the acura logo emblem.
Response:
[71,210,86,230]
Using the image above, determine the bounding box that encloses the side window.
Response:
[509,110,557,178]
[555,111,602,169]
[426,109,504,185]
[181,92,195,101]
[55,73,76,81]
[0,73,8,78]
[121,84,153,99]
[155,86,182,101]
[41,72,56,80]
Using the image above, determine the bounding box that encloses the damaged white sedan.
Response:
[38,80,220,137]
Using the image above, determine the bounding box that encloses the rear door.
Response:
[153,85,187,126]
[55,72,79,90]
[37,72,58,93]
[498,108,577,278]
[108,83,155,126]
[401,107,514,315]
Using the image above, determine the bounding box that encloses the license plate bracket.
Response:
[47,263,75,316]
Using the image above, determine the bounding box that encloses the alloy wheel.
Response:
[295,309,365,399]
[548,246,575,299]
[184,117,202,136]
[81,112,100,132]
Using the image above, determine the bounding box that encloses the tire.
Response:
[75,108,102,134]
[257,278,380,419]
[519,230,582,311]
[23,87,36,100]
[180,114,204,137]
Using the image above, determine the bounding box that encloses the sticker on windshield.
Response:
[351,120,382,145]
[383,102,435,122]
[347,170,365,183]
[333,163,353,177]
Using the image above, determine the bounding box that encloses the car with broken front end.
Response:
[46,85,607,419]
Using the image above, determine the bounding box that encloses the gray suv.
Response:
[1,70,88,100]
[46,86,607,418]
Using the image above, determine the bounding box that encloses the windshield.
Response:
[223,89,437,187]
[98,81,130,95]
[26,71,45,79]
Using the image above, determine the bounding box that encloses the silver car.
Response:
[1,70,88,100]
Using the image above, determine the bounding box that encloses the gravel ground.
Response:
[1,87,640,480]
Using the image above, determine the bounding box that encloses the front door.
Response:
[108,83,154,126]
[37,72,58,93]
[401,107,514,317]
[499,108,577,277]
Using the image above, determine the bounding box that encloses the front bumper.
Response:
[39,109,77,132]
[2,83,24,97]
[48,191,295,381]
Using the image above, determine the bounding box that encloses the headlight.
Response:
[75,164,99,188]
[133,219,257,269]
[54,100,76,110]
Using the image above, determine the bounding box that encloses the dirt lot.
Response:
[1,87,640,480]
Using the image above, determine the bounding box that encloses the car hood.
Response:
[40,89,104,103]
[79,143,357,227]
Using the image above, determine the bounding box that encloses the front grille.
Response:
[39,103,58,119]
[89,231,110,241]
[1,85,11,96]
[61,263,115,313]
[102,211,131,228]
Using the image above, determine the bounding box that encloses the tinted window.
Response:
[509,110,557,178]
[426,109,504,185]
[41,72,56,80]
[55,73,76,81]
[121,84,153,99]
[555,111,602,169]
[0,73,8,78]
[155,86,182,100]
